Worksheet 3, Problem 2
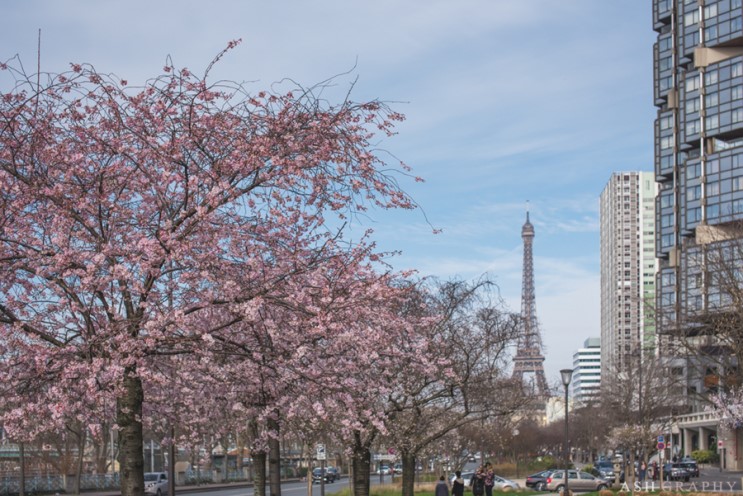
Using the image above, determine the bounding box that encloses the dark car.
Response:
[593,461,616,484]
[663,463,690,482]
[326,466,341,481]
[525,470,553,491]
[312,468,336,484]
[680,460,699,477]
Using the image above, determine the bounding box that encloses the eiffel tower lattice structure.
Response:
[512,210,549,397]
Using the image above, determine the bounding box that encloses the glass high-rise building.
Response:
[653,0,743,469]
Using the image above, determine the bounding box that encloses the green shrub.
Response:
[690,449,719,464]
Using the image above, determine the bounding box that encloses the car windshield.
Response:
[144,474,158,482]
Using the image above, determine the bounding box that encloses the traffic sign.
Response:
[657,442,665,450]
[718,440,724,448]
[316,444,326,461]
[657,435,665,444]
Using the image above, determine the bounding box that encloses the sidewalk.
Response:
[81,480,254,496]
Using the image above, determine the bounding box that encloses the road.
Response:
[182,478,355,496]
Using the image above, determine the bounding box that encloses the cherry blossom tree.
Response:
[0,42,418,496]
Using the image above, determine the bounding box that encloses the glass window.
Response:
[733,62,743,78]
[704,3,718,18]
[707,159,720,174]
[660,114,673,130]
[705,25,718,42]
[707,203,720,218]
[707,181,720,196]
[686,98,701,113]
[688,184,702,200]
[734,177,743,191]
[688,163,701,178]
[661,136,674,149]
[686,76,700,92]
[706,93,719,107]
[687,207,701,223]
[685,10,700,26]
[686,120,701,135]
[705,70,719,85]
[662,213,674,227]
[734,0,742,8]
[733,86,743,100]
[706,114,719,129]
[660,56,673,71]
[733,109,743,123]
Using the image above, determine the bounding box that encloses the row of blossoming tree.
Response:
[0,44,524,496]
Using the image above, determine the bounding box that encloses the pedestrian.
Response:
[452,471,465,496]
[484,462,495,496]
[639,461,647,482]
[470,465,485,496]
[651,461,658,481]
[435,475,449,496]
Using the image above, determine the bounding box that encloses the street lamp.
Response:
[561,369,574,496]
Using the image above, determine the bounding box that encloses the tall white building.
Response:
[600,172,657,384]
[571,337,601,405]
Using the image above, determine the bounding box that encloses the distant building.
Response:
[600,172,658,385]
[571,337,601,405]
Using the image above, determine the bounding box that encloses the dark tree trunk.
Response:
[350,431,371,496]
[118,371,145,496]
[19,442,25,496]
[74,427,87,494]
[400,451,417,496]
[253,451,267,496]
[250,419,266,496]
[268,416,281,496]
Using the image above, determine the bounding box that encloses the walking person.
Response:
[639,461,647,482]
[435,475,450,496]
[452,471,465,496]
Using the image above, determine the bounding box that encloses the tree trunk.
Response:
[250,418,267,496]
[350,431,371,496]
[118,372,145,496]
[253,451,267,496]
[400,451,417,496]
[268,416,281,496]
[74,427,87,494]
[19,441,26,496]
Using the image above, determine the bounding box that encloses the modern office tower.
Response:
[653,0,743,468]
[571,337,602,405]
[600,172,657,383]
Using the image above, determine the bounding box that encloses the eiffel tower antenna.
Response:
[512,208,549,396]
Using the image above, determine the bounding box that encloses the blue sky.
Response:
[1,1,656,386]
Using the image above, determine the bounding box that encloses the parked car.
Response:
[377,465,393,475]
[679,460,699,477]
[545,470,610,493]
[326,466,341,481]
[312,467,336,483]
[492,474,520,491]
[663,463,690,482]
[394,463,403,474]
[525,470,553,491]
[594,461,616,484]
[144,472,168,496]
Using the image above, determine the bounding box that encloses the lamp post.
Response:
[561,369,574,496]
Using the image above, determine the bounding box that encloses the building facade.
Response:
[571,337,601,405]
[600,172,658,383]
[652,0,743,470]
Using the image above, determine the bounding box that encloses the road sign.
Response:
[657,442,665,450]
[316,444,326,461]
[657,435,665,444]
[718,440,724,448]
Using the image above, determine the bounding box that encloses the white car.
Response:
[144,472,169,496]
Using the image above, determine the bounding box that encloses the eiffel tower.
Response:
[512,210,549,397]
